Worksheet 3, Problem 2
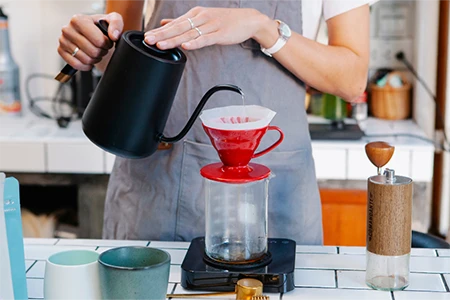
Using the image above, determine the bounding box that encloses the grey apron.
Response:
[103,0,323,245]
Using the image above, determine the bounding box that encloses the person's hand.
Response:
[57,13,124,71]
[144,6,271,51]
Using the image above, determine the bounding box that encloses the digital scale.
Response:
[181,237,296,293]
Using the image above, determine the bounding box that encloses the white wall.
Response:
[368,0,438,138]
[0,0,103,115]
[412,0,439,139]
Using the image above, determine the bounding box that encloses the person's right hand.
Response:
[57,13,124,71]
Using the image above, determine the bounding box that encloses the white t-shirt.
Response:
[303,0,377,40]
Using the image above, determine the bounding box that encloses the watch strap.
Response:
[260,20,289,57]
[262,38,287,57]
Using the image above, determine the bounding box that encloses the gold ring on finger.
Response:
[194,27,202,37]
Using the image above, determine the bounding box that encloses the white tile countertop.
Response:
[23,238,450,300]
[0,114,435,181]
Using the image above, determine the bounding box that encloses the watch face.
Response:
[279,22,291,38]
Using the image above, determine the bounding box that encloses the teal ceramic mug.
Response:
[98,246,171,300]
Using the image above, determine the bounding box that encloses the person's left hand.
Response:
[144,6,267,50]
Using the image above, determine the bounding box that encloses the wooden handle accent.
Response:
[365,141,395,169]
[367,179,413,256]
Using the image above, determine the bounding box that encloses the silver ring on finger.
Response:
[187,18,195,29]
[71,47,80,57]
[194,27,202,38]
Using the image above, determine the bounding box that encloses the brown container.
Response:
[370,72,411,120]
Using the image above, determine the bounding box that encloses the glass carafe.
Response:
[204,177,269,263]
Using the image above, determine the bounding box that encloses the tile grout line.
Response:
[440,274,450,292]
[26,260,38,273]
[168,283,177,299]
[334,270,338,288]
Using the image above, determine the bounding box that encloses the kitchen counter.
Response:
[0,114,435,181]
[24,238,450,300]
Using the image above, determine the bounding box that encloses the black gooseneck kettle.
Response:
[67,21,243,159]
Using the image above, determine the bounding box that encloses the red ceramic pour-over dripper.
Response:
[200,124,284,183]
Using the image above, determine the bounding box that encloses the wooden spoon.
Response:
[365,141,395,174]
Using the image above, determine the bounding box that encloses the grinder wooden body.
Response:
[367,172,413,256]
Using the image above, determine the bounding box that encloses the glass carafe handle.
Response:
[252,126,284,158]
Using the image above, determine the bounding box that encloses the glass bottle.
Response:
[0,6,21,117]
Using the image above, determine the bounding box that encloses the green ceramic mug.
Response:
[98,246,171,300]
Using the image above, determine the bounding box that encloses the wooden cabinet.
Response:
[320,189,368,246]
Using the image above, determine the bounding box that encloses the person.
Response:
[58,0,372,244]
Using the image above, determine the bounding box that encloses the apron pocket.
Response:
[253,148,323,244]
[175,140,218,240]
[252,147,316,208]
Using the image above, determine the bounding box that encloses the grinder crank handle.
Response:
[54,19,111,83]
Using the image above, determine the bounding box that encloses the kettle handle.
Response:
[96,19,110,37]
[54,20,111,83]
[159,84,244,143]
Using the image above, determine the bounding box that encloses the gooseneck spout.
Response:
[158,84,244,143]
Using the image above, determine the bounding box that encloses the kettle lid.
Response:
[123,31,186,63]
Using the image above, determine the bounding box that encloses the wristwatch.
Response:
[260,20,291,57]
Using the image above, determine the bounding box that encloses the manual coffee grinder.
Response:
[364,141,413,291]
[180,105,296,293]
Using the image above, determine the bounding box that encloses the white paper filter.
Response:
[199,105,276,130]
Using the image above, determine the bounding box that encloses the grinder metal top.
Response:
[369,168,412,185]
